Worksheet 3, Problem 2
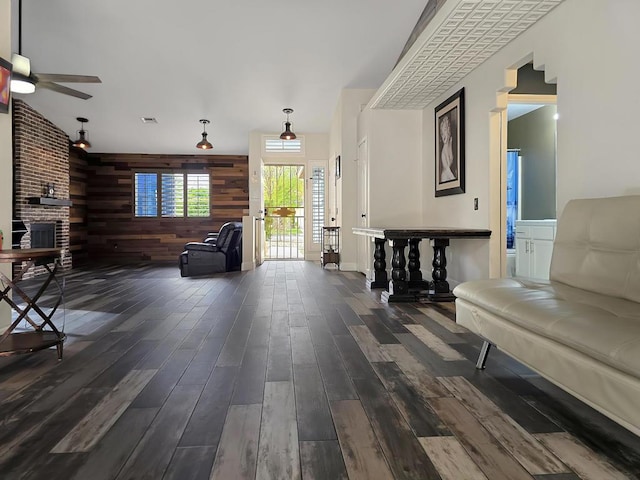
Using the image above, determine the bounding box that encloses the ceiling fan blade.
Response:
[38,81,93,100]
[35,73,101,83]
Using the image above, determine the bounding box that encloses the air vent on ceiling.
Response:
[140,117,158,124]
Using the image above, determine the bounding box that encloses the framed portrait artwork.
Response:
[435,87,465,196]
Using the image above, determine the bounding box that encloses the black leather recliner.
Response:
[179,222,243,277]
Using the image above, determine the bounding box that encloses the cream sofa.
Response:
[454,195,640,436]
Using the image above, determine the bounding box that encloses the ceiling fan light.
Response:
[10,74,35,94]
[279,108,296,140]
[196,119,213,150]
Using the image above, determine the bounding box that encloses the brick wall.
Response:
[13,100,72,277]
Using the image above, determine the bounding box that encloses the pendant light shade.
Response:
[72,117,91,149]
[196,119,213,150]
[280,108,296,140]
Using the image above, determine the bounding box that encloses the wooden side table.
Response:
[0,248,66,360]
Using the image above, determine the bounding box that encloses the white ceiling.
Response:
[10,0,428,155]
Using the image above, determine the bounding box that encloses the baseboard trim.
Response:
[242,261,256,271]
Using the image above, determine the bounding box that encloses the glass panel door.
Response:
[263,165,305,259]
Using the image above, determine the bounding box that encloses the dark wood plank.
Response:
[179,366,237,447]
[164,446,217,480]
[131,348,196,408]
[230,345,268,405]
[300,440,349,480]
[293,363,336,441]
[322,307,350,335]
[360,314,401,344]
[373,361,450,437]
[371,308,411,333]
[313,342,358,401]
[333,334,377,379]
[336,303,365,326]
[352,377,442,480]
[69,408,159,480]
[116,384,203,479]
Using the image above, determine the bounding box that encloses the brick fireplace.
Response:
[13,100,72,278]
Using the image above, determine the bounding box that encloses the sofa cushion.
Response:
[453,278,640,379]
[550,195,640,303]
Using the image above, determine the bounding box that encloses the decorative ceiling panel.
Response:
[371,0,564,110]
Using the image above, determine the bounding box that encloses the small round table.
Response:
[0,248,66,359]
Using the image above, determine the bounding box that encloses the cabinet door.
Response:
[515,238,530,277]
[531,239,554,280]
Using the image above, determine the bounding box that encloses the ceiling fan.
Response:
[10,0,101,100]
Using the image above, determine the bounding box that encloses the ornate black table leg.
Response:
[407,238,430,290]
[366,237,388,290]
[381,239,414,303]
[427,238,456,302]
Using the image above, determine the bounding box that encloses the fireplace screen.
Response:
[30,223,56,249]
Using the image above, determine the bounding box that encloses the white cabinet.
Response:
[515,220,557,280]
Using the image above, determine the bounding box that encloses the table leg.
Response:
[366,238,388,290]
[428,238,456,301]
[382,239,414,303]
[408,238,430,290]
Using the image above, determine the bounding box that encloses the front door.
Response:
[263,164,305,260]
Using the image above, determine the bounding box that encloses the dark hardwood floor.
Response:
[0,262,638,479]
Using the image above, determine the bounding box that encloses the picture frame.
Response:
[435,87,465,196]
[0,56,12,115]
[335,155,341,179]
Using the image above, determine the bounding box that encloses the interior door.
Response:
[356,138,370,276]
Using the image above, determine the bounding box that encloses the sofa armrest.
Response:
[184,242,221,253]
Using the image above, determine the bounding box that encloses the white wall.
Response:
[417,0,640,284]
[0,0,12,329]
[364,109,423,226]
[329,89,375,271]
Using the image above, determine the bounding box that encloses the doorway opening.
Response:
[263,165,305,260]
[504,63,557,278]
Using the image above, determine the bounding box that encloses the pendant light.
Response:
[196,119,213,150]
[72,117,91,149]
[279,108,296,140]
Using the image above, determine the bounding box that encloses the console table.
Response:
[352,227,491,302]
[0,248,66,359]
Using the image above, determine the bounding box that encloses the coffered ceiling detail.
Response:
[370,0,565,110]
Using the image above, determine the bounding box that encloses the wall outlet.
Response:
[474,198,479,210]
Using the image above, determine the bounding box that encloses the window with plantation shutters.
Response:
[133,171,210,218]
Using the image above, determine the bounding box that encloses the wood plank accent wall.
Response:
[85,153,249,262]
[69,147,89,265]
